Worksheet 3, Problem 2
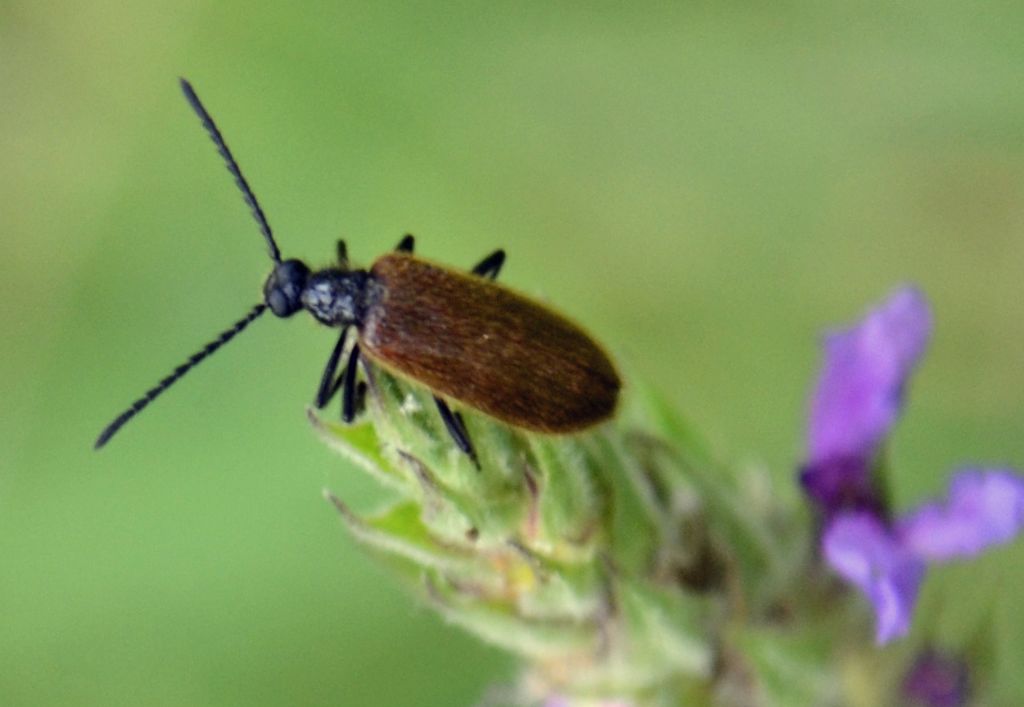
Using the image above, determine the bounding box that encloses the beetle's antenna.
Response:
[94,303,268,449]
[179,78,282,263]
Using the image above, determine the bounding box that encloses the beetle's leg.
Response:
[315,326,350,408]
[434,397,480,470]
[472,249,505,280]
[395,234,415,253]
[336,239,350,268]
[341,342,362,423]
[354,381,368,417]
[426,248,506,465]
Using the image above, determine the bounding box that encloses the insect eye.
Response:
[266,287,297,317]
[264,259,309,317]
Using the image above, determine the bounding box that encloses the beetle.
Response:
[94,78,621,464]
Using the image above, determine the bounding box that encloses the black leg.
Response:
[336,239,349,268]
[341,343,361,423]
[434,396,480,469]
[354,381,368,417]
[472,249,505,280]
[425,248,505,465]
[315,327,349,408]
[395,234,415,253]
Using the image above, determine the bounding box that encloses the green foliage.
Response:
[314,365,833,705]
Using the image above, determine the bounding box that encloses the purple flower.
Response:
[800,286,931,520]
[802,287,1024,644]
[900,470,1024,560]
[822,512,925,643]
[822,470,1024,643]
[807,287,931,469]
[902,649,970,707]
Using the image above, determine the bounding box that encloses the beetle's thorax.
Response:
[300,268,373,327]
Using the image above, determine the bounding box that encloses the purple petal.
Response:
[807,287,931,468]
[899,469,1024,561]
[903,649,971,707]
[823,513,926,644]
[799,455,883,520]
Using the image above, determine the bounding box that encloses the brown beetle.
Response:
[95,79,621,464]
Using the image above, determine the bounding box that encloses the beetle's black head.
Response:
[263,259,310,317]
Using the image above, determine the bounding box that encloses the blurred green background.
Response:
[3,2,1024,705]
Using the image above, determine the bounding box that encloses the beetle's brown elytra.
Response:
[94,78,621,464]
[363,253,620,433]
